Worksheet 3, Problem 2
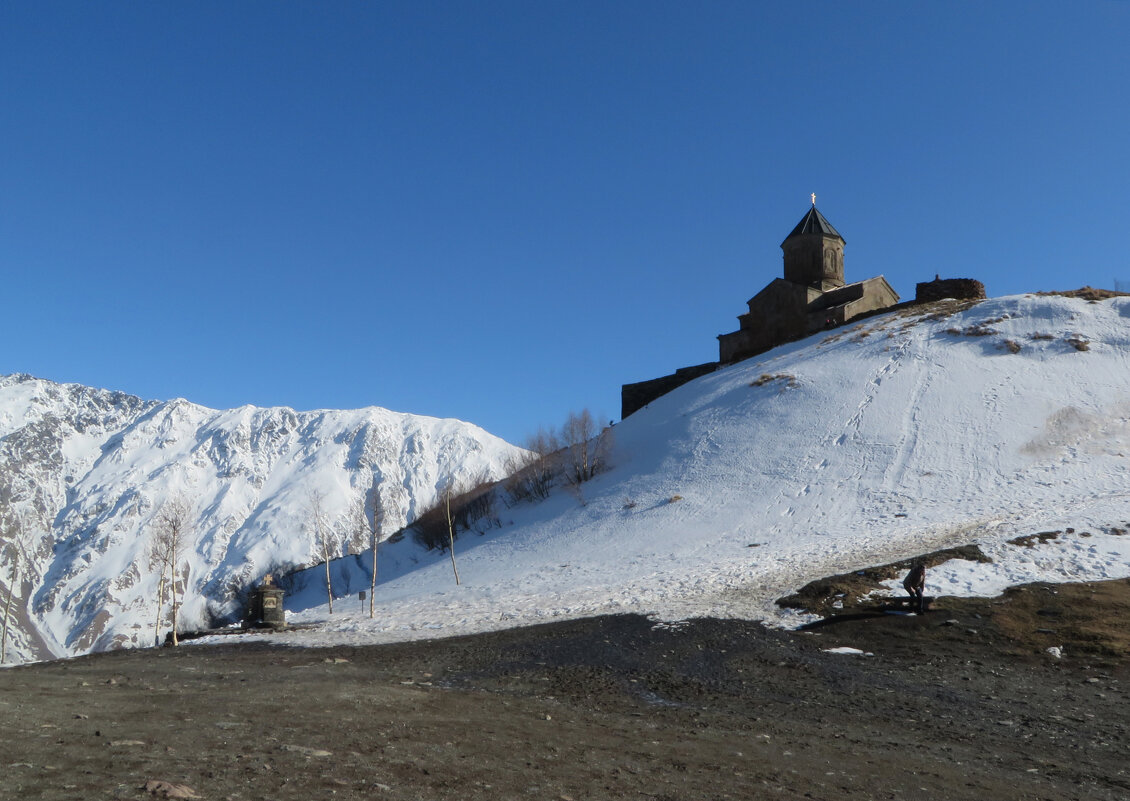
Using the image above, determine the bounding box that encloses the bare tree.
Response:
[149,498,191,646]
[561,409,612,485]
[347,482,385,618]
[307,489,334,614]
[503,427,560,504]
[442,484,461,586]
[368,484,385,618]
[1,514,31,664]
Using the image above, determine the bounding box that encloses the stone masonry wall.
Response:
[621,362,718,419]
[915,277,986,303]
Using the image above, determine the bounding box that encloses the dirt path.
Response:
[3,580,1129,800]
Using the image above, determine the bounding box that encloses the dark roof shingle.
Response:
[782,206,844,244]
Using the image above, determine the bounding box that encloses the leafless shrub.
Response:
[411,477,499,553]
[947,315,1009,338]
[622,498,637,510]
[668,495,683,504]
[1066,336,1090,351]
[1029,332,1055,341]
[503,428,560,505]
[750,373,798,389]
[963,323,999,336]
[562,409,612,486]
[1036,286,1129,301]
[1002,339,1022,354]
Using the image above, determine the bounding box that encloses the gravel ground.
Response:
[2,579,1129,801]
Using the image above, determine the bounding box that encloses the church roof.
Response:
[782,205,844,244]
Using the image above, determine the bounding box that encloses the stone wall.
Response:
[625,273,982,421]
[915,277,986,303]
[621,362,718,419]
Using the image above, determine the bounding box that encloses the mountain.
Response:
[0,374,526,663]
[262,292,1130,649]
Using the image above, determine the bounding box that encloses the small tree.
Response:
[503,427,560,505]
[349,483,385,618]
[1,515,31,664]
[561,409,612,485]
[307,490,333,614]
[149,498,190,646]
[368,484,385,618]
[443,484,461,586]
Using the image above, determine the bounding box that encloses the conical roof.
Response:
[782,205,844,244]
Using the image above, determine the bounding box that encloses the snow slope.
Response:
[239,293,1130,648]
[0,376,526,663]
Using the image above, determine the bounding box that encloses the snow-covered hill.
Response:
[256,293,1130,649]
[0,375,525,663]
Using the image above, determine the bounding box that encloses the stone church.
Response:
[716,202,899,363]
[621,202,904,419]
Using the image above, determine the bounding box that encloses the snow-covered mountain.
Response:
[252,292,1130,650]
[0,375,526,663]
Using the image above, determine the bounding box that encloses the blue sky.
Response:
[3,2,1128,445]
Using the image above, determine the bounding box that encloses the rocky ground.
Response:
[3,578,1130,801]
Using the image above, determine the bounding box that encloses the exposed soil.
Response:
[776,544,992,617]
[4,579,1130,801]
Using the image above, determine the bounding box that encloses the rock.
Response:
[280,744,332,757]
[142,779,200,798]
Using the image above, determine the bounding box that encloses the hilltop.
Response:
[258,291,1130,648]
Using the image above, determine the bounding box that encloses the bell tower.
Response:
[781,199,845,289]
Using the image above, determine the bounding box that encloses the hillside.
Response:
[262,293,1130,647]
[0,376,525,663]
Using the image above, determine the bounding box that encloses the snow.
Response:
[204,294,1130,651]
[6,293,1130,664]
[824,647,873,656]
[0,376,526,663]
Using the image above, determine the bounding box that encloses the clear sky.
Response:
[3,2,1128,445]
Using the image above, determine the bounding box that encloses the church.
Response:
[621,200,905,419]
[716,200,899,363]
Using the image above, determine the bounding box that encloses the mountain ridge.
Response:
[0,373,525,663]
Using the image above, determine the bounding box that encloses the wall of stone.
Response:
[915,277,986,303]
[621,362,718,419]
